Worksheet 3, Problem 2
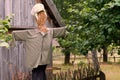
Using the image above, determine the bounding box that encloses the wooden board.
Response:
[0,0,5,19]
[43,0,66,27]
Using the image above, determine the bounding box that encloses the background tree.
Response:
[53,0,120,63]
[53,0,81,64]
[78,0,120,62]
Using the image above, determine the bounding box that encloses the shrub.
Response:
[0,16,12,48]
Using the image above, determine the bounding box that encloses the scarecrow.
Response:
[11,1,65,80]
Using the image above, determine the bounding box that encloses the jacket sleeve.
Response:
[12,30,28,41]
[10,30,28,48]
[53,27,66,38]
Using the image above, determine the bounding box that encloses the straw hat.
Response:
[31,3,46,20]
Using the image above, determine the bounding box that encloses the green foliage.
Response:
[53,0,81,55]
[0,16,12,48]
[53,0,120,55]
[77,61,86,66]
[78,0,120,52]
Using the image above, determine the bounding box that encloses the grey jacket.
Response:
[11,27,65,70]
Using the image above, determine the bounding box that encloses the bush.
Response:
[0,16,12,48]
[77,61,86,66]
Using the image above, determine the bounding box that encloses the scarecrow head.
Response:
[31,3,48,32]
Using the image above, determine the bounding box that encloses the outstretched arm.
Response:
[10,30,28,48]
[12,30,28,41]
[53,27,66,38]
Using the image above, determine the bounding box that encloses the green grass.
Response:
[52,51,120,80]
[100,63,120,80]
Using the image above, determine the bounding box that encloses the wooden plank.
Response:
[0,47,3,80]
[5,0,13,25]
[9,42,19,80]
[2,47,9,80]
[20,0,25,27]
[44,0,66,27]
[24,0,28,27]
[18,42,25,72]
[27,0,36,28]
[12,0,21,26]
[8,47,14,80]
[5,0,12,16]
[0,0,5,19]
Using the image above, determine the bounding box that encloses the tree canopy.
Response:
[53,0,120,56]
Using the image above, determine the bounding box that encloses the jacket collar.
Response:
[35,28,49,36]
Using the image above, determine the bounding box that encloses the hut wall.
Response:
[0,42,27,80]
[0,0,55,80]
[1,0,36,28]
[0,0,65,79]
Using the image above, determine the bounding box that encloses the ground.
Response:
[101,63,120,80]
[53,63,120,80]
[52,49,120,80]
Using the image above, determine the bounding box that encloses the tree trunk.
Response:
[64,52,70,64]
[92,50,100,73]
[103,47,108,62]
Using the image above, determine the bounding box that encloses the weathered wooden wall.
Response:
[0,0,52,80]
[0,42,26,80]
[0,0,36,79]
[0,0,65,28]
[0,0,65,79]
[0,0,36,28]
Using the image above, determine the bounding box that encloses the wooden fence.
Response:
[46,65,106,80]
[0,43,27,80]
